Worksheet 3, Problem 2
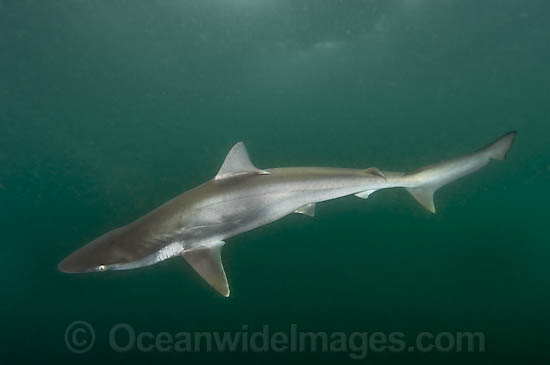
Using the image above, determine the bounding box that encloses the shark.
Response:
[58,131,517,297]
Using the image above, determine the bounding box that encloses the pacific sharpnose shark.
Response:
[59,132,517,296]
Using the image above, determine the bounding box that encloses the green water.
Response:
[2,0,550,363]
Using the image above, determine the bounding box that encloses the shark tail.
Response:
[401,131,517,213]
[481,130,517,161]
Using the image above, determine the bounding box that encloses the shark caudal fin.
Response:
[481,130,517,161]
[403,131,517,214]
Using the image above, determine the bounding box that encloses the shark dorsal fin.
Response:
[215,142,270,180]
[183,241,230,297]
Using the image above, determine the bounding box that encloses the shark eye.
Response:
[98,265,106,271]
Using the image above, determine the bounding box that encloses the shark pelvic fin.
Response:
[354,190,376,199]
[406,187,437,214]
[364,167,387,180]
[182,241,230,297]
[294,203,316,216]
[215,142,271,180]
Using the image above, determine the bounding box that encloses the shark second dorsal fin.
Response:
[183,241,230,297]
[215,142,271,180]
[364,167,387,180]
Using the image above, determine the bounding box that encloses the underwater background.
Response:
[2,0,550,363]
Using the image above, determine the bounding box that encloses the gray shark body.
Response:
[58,132,517,296]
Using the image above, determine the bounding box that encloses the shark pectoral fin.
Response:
[406,187,437,214]
[364,167,387,180]
[182,241,230,297]
[215,142,270,180]
[354,190,376,199]
[294,203,316,216]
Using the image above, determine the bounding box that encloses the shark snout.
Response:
[58,253,89,273]
[58,243,105,273]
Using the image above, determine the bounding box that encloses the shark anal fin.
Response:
[354,190,376,199]
[406,187,437,213]
[294,203,316,216]
[182,241,230,297]
[215,142,270,180]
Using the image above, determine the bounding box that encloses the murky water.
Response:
[2,0,549,363]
